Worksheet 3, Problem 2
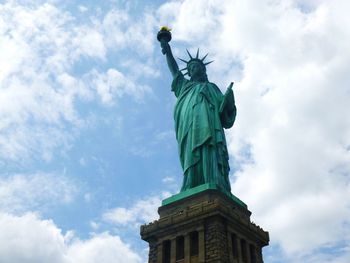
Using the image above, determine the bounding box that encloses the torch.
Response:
[157,26,172,54]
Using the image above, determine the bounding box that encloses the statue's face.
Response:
[188,61,205,79]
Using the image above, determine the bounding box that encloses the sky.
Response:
[0,0,350,262]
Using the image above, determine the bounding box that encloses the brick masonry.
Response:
[140,189,269,263]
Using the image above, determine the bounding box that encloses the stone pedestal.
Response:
[140,187,269,263]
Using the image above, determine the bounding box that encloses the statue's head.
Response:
[179,49,213,82]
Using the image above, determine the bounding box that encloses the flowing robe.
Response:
[172,73,236,193]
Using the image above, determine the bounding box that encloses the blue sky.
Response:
[1,0,350,262]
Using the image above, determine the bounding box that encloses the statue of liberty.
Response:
[158,28,236,195]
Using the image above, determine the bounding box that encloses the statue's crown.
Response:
[178,49,213,76]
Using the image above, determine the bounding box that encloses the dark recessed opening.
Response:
[162,240,171,263]
[241,239,247,262]
[176,236,185,260]
[250,244,257,263]
[190,231,199,256]
[231,233,238,259]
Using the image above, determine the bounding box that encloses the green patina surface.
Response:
[162,183,247,209]
[158,28,245,208]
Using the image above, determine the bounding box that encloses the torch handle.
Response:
[160,40,169,55]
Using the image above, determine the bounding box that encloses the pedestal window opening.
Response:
[176,236,185,261]
[231,233,238,259]
[241,239,247,262]
[162,240,171,263]
[190,231,199,256]
[250,244,257,263]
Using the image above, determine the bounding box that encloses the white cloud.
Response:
[162,174,181,192]
[0,172,78,213]
[88,68,150,106]
[73,26,106,60]
[102,9,156,56]
[101,9,129,50]
[225,1,350,258]
[0,212,141,263]
[104,207,135,225]
[157,0,350,261]
[67,233,141,263]
[102,192,170,226]
[79,157,87,166]
[90,221,100,231]
[162,176,175,183]
[0,2,157,164]
[157,0,222,42]
[0,212,68,263]
[78,5,88,13]
[0,2,95,163]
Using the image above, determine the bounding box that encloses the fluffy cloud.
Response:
[0,2,95,163]
[0,172,78,213]
[88,68,150,106]
[0,2,156,164]
[0,213,68,263]
[102,8,156,56]
[157,0,350,261]
[67,233,141,263]
[0,212,141,263]
[102,192,170,226]
[225,1,350,259]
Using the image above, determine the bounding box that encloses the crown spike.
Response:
[196,48,199,59]
[201,53,209,62]
[204,60,214,66]
[186,49,193,59]
[183,72,189,76]
[180,67,188,71]
[178,57,188,63]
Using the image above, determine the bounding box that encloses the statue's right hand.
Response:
[161,41,170,55]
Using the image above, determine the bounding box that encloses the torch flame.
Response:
[160,26,172,32]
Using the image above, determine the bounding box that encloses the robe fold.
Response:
[171,73,236,193]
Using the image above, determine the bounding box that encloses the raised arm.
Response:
[161,41,180,78]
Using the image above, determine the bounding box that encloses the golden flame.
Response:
[160,26,172,32]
